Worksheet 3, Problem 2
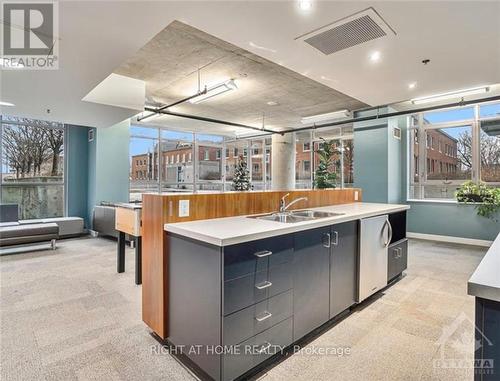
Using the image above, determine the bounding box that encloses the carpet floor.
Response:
[0,237,486,381]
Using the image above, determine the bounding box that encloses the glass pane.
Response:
[480,126,500,183]
[225,141,247,183]
[313,127,342,141]
[1,184,64,219]
[197,146,222,181]
[196,183,223,192]
[342,139,354,187]
[130,125,159,139]
[160,130,194,193]
[196,134,224,144]
[250,140,263,185]
[296,132,311,189]
[425,126,471,181]
[129,135,159,200]
[423,107,474,124]
[408,127,421,199]
[1,120,65,218]
[1,124,64,182]
[480,102,500,119]
[312,139,341,189]
[265,143,272,188]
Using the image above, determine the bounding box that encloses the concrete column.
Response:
[271,132,295,190]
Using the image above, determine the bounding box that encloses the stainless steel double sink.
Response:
[248,210,345,223]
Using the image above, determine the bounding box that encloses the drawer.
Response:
[223,317,293,381]
[224,262,293,315]
[388,239,408,282]
[224,290,293,346]
[223,235,293,282]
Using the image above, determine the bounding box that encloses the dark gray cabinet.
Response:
[330,221,358,318]
[387,238,408,282]
[293,226,331,341]
[166,211,403,381]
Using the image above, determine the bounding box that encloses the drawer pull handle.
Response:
[255,311,273,322]
[254,250,272,258]
[255,281,273,290]
[256,342,272,354]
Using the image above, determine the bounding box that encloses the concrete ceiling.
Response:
[1,1,499,129]
[115,21,365,133]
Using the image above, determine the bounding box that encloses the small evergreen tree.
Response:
[232,155,251,191]
[314,138,339,189]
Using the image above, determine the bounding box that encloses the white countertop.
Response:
[468,232,500,302]
[164,202,410,246]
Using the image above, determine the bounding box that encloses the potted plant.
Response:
[456,181,500,220]
[314,138,340,189]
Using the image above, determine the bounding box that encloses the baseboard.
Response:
[407,232,493,247]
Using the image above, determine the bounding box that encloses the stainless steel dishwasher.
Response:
[358,214,392,302]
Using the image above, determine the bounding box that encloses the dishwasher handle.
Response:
[383,218,393,247]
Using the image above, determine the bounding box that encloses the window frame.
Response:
[407,102,500,202]
[0,115,66,218]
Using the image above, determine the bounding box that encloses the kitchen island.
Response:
[468,232,500,380]
[164,202,409,381]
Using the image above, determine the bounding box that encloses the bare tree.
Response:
[46,129,64,176]
[456,130,500,181]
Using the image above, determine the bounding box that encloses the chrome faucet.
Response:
[279,193,308,213]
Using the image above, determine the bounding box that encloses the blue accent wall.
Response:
[353,108,403,204]
[66,125,90,227]
[406,201,499,241]
[87,120,130,228]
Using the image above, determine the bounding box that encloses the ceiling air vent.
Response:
[296,7,396,55]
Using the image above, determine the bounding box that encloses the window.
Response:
[204,150,209,161]
[216,150,221,160]
[1,116,65,219]
[233,148,238,158]
[479,102,500,183]
[303,160,311,172]
[408,103,499,200]
[303,142,311,152]
[250,140,264,188]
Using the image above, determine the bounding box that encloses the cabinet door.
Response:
[330,221,358,318]
[293,227,330,341]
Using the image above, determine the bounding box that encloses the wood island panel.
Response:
[141,188,362,339]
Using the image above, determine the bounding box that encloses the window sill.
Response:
[406,199,458,204]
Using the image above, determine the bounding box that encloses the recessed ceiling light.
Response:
[408,82,417,89]
[298,0,312,11]
[266,101,279,106]
[0,101,15,107]
[369,51,381,62]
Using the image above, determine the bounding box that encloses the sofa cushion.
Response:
[20,217,84,237]
[0,223,59,239]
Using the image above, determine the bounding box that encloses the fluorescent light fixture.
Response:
[369,51,381,62]
[0,101,15,107]
[411,86,489,105]
[301,109,350,124]
[189,79,238,104]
